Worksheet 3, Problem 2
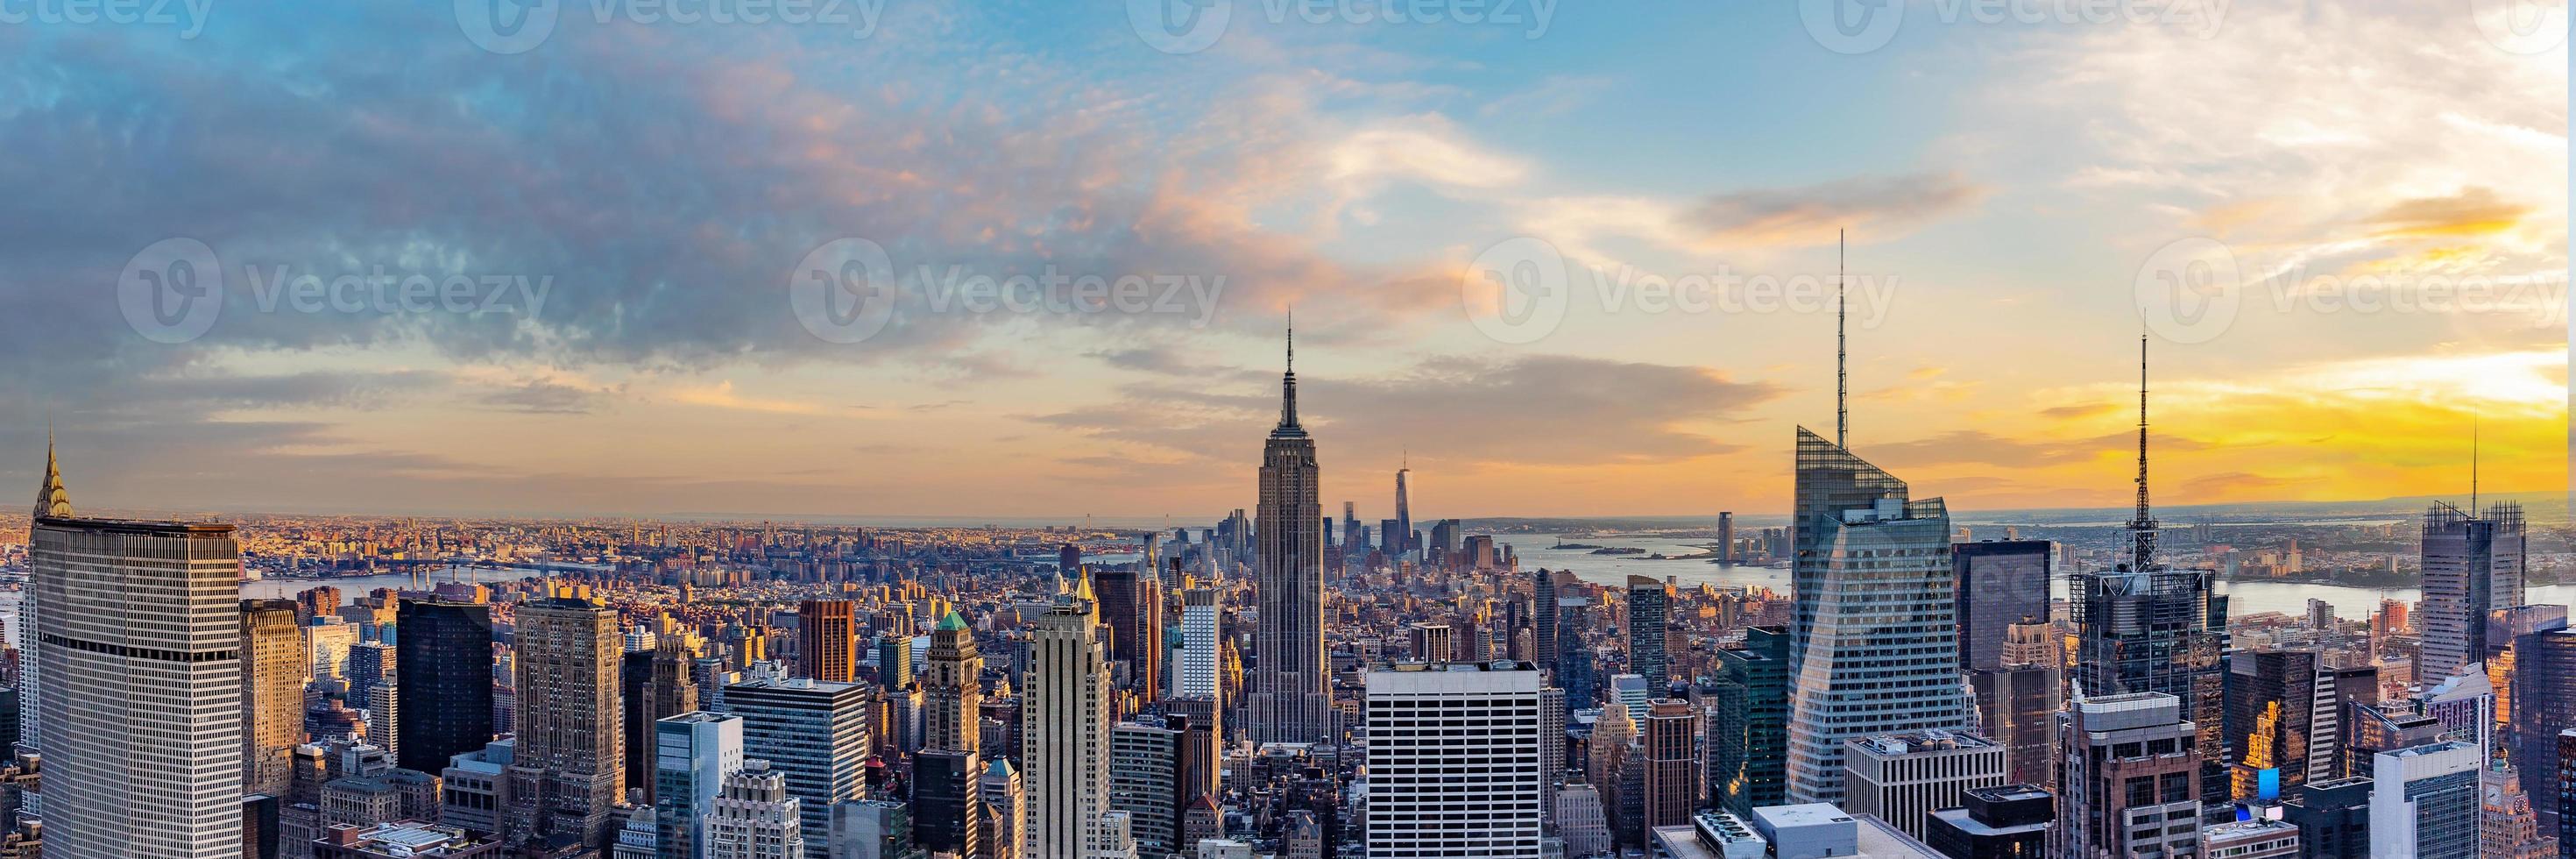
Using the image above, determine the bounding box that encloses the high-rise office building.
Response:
[31,444,244,856]
[1841,731,2006,841]
[2052,692,2203,859]
[348,641,396,710]
[874,634,912,692]
[655,711,744,859]
[1640,699,1697,833]
[1108,718,1185,856]
[1532,569,1560,675]
[513,593,626,849]
[1393,458,1412,557]
[796,600,857,684]
[625,636,701,806]
[2557,730,2576,852]
[1093,564,1161,704]
[1177,588,1221,701]
[2285,776,2374,859]
[1363,663,1546,858]
[917,610,986,858]
[1711,625,1789,815]
[725,676,873,859]
[1951,540,2050,671]
[2225,648,2340,801]
[1717,511,1734,564]
[704,760,806,859]
[1785,427,1967,805]
[1246,326,1334,746]
[1969,621,2061,789]
[1023,574,1114,858]
[2421,500,2525,685]
[395,599,495,777]
[1627,577,1672,685]
[244,599,310,799]
[2511,628,2576,832]
[2367,740,2481,858]
[2071,340,2232,819]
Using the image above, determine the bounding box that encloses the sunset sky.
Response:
[0,1,2564,519]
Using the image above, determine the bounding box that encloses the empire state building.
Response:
[1247,323,1334,744]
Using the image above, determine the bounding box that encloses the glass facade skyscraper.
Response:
[396,599,495,777]
[2421,501,2525,685]
[1784,427,1968,806]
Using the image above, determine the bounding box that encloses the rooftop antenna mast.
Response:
[2471,418,2480,515]
[2129,334,2158,571]
[1836,230,1848,450]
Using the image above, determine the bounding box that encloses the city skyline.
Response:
[0,2,2559,519]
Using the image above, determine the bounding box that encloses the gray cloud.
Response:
[1680,172,1987,247]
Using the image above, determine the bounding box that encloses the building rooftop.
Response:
[1849,729,1998,756]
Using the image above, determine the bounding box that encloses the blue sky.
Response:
[0,0,2564,518]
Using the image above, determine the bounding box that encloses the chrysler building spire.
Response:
[34,424,72,520]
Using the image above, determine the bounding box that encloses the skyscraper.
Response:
[1969,622,2062,789]
[1640,699,1697,832]
[1023,573,1114,857]
[2053,692,2203,859]
[1108,718,1185,856]
[2510,628,2576,832]
[918,610,986,858]
[1784,427,1967,805]
[244,599,309,799]
[513,593,627,848]
[1626,576,1671,686]
[395,598,496,777]
[796,600,857,684]
[1093,563,1161,704]
[704,759,807,859]
[2071,337,2232,817]
[1363,663,1546,858]
[30,443,246,856]
[1952,539,2050,671]
[725,676,874,859]
[655,711,744,859]
[1247,323,1334,745]
[1393,456,1412,557]
[2367,740,2482,858]
[1177,587,1221,701]
[1711,625,1789,815]
[2421,500,2525,685]
[1532,568,1560,675]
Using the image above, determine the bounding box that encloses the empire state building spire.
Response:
[34,425,73,520]
[1273,311,1306,438]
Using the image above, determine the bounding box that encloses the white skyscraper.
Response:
[705,759,806,859]
[1023,573,1115,858]
[2368,740,2482,859]
[1363,663,1546,858]
[1178,587,1221,700]
[29,440,247,856]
